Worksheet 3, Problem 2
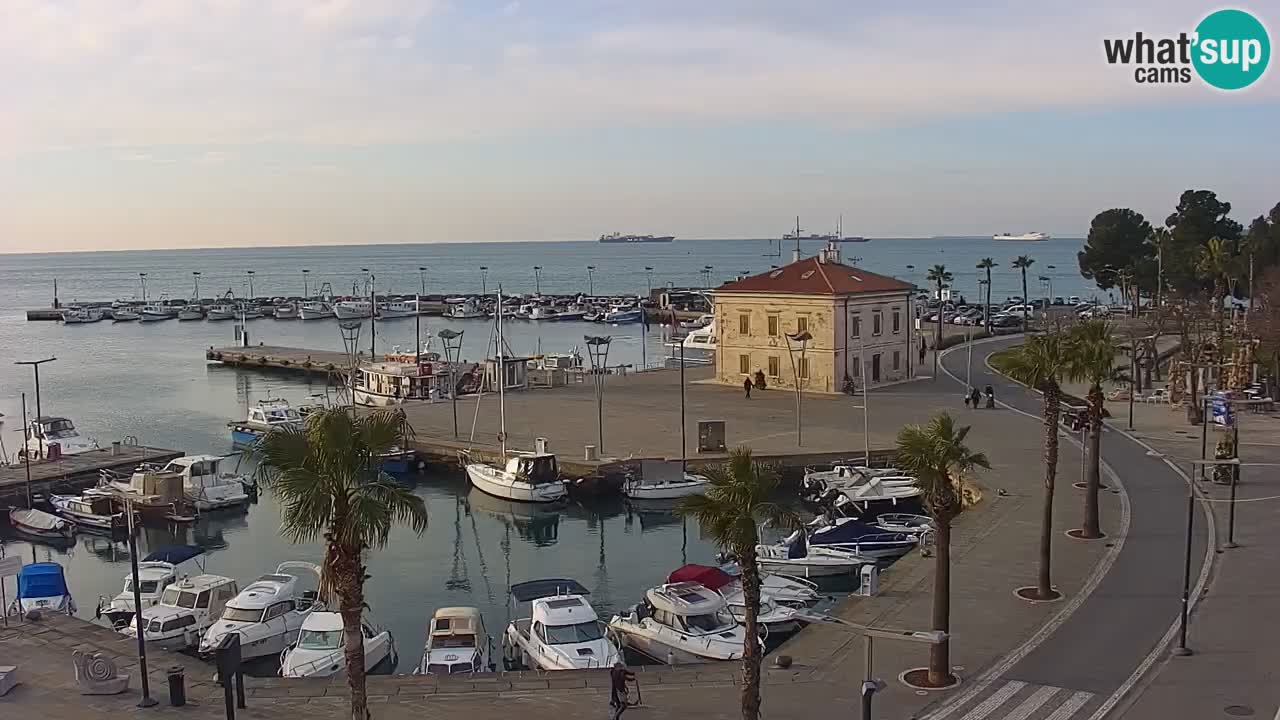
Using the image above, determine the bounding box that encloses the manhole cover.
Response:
[1225,705,1255,716]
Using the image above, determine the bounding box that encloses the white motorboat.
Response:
[830,478,923,516]
[97,545,206,628]
[419,606,494,675]
[273,302,299,319]
[177,305,204,321]
[206,302,237,321]
[378,300,419,318]
[19,415,99,459]
[874,513,935,535]
[62,307,105,323]
[667,565,803,633]
[281,611,397,678]
[603,306,643,324]
[801,465,912,496]
[159,455,251,510]
[608,581,749,664]
[665,320,716,364]
[230,398,303,445]
[8,508,75,539]
[754,534,868,578]
[48,494,132,533]
[299,300,336,320]
[465,443,566,503]
[140,299,177,321]
[679,313,713,329]
[623,467,710,500]
[123,574,240,651]
[199,561,323,661]
[335,300,374,319]
[717,565,822,607]
[238,303,263,320]
[447,298,486,319]
[502,578,620,671]
[6,562,76,617]
[112,308,141,322]
[802,517,918,559]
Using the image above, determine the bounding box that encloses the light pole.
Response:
[586,266,596,296]
[678,339,687,472]
[1039,275,1053,307]
[784,330,812,447]
[125,500,158,707]
[418,266,427,296]
[702,265,713,288]
[978,278,990,334]
[585,335,612,454]
[644,267,654,297]
[302,269,310,298]
[15,357,55,459]
[533,266,542,295]
[246,270,255,300]
[439,329,464,438]
[480,266,488,295]
[139,272,147,303]
[193,271,201,301]
[20,393,33,507]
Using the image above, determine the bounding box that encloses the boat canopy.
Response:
[809,519,905,546]
[666,564,734,592]
[509,578,590,603]
[144,545,204,565]
[18,563,70,598]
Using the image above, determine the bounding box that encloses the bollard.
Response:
[167,666,186,707]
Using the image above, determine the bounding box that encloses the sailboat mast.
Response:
[496,287,506,455]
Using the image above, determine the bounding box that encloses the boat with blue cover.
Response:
[801,517,917,559]
[6,562,77,616]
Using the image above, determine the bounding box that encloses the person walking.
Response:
[963,389,972,409]
[610,661,636,719]
[743,376,753,398]
[969,387,981,408]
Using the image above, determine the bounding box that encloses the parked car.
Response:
[1053,296,1065,306]
[991,315,1022,328]
[1002,304,1036,315]
[1068,296,1082,305]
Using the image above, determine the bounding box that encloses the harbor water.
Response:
[0,237,1089,672]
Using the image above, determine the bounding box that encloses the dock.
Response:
[207,345,370,375]
[0,444,184,504]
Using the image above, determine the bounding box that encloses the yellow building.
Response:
[713,250,917,393]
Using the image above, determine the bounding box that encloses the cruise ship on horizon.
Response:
[993,231,1050,241]
[599,232,675,243]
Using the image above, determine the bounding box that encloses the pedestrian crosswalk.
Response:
[924,680,1097,720]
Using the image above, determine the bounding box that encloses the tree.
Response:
[976,258,997,332]
[676,448,800,720]
[927,265,953,375]
[1147,226,1172,310]
[252,408,429,720]
[1078,209,1153,302]
[1164,189,1243,295]
[1012,256,1035,331]
[1064,321,1117,539]
[895,414,989,687]
[1000,330,1071,600]
[1197,236,1239,370]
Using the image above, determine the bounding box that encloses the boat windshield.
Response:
[543,621,604,645]
[160,587,200,609]
[433,633,476,648]
[221,606,266,623]
[43,421,79,439]
[126,579,160,594]
[681,612,733,634]
[297,629,343,650]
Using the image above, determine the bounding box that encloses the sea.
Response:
[0,237,1092,671]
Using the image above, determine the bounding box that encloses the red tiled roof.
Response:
[715,257,915,296]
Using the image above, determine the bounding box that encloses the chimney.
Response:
[818,239,841,265]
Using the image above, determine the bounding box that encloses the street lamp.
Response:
[418,266,427,296]
[139,272,147,303]
[702,265,714,288]
[533,266,542,295]
[1038,275,1053,307]
[978,278,991,334]
[584,335,612,454]
[480,266,489,295]
[246,270,255,300]
[644,266,654,297]
[784,330,812,446]
[438,329,465,438]
[586,266,596,296]
[302,269,310,298]
[192,271,201,302]
[15,357,56,460]
[124,500,158,708]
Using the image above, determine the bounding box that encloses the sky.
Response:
[1,0,1278,253]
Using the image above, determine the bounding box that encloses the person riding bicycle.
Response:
[610,661,637,718]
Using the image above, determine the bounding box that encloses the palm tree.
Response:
[1196,236,1237,381]
[252,408,428,720]
[1000,331,1070,600]
[895,414,989,687]
[926,265,953,375]
[1149,227,1171,310]
[976,258,997,332]
[1065,320,1117,539]
[676,448,800,720]
[1011,256,1035,331]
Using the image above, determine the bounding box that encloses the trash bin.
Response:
[167,666,186,707]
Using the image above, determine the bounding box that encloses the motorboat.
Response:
[177,304,205,321]
[353,360,453,408]
[199,561,323,661]
[716,564,822,607]
[829,478,923,517]
[802,517,917,559]
[112,308,141,322]
[6,562,76,617]
[446,298,486,319]
[273,302,299,319]
[502,578,620,671]
[665,320,716,365]
[206,302,238,321]
[62,307,105,323]
[335,300,374,319]
[20,415,99,458]
[140,299,177,322]
[281,611,397,678]
[379,446,416,474]
[679,313,713,329]
[48,494,133,533]
[237,302,264,320]
[122,574,240,651]
[800,464,911,498]
[96,545,206,628]
[378,300,419,318]
[755,534,870,579]
[465,442,567,503]
[159,455,251,510]
[874,513,935,536]
[607,581,748,664]
[229,398,302,446]
[90,467,196,522]
[623,467,710,500]
[419,606,494,675]
[8,508,75,539]
[667,565,803,634]
[299,300,336,320]
[603,306,644,324]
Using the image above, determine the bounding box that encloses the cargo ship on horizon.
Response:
[993,231,1050,241]
[599,232,675,243]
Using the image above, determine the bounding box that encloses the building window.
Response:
[852,358,861,378]
[873,311,883,336]
[739,354,750,374]
[767,356,780,377]
[892,309,901,333]
[796,316,808,334]
[851,314,861,339]
[799,358,810,379]
[767,315,779,336]
[739,313,750,335]
[893,351,901,370]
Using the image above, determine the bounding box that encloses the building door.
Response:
[871,353,881,383]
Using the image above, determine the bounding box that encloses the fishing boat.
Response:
[96,545,205,628]
[666,565,803,633]
[206,301,238,321]
[20,415,100,458]
[158,455,251,510]
[228,398,302,446]
[140,298,178,322]
[446,298,486,319]
[352,360,453,407]
[237,302,263,320]
[177,305,204,321]
[419,606,494,675]
[273,302,299,319]
[6,562,76,617]
[802,517,917,559]
[48,494,133,533]
[334,300,374,319]
[122,574,240,651]
[299,300,336,320]
[90,467,197,522]
[753,534,868,578]
[199,561,323,661]
[602,306,644,324]
[378,299,420,318]
[8,508,75,539]
[112,308,141,322]
[281,611,398,678]
[502,578,620,671]
[62,307,105,323]
[607,581,748,664]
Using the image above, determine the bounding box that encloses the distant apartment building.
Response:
[713,245,917,392]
